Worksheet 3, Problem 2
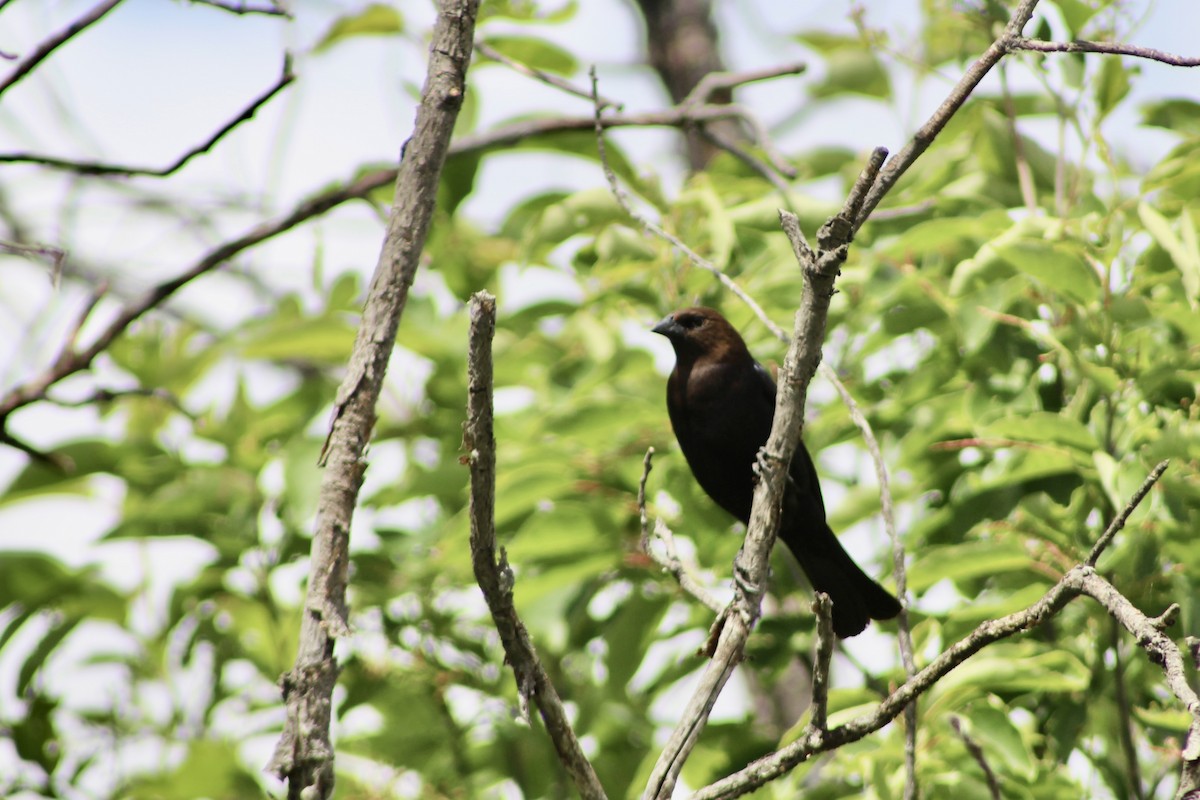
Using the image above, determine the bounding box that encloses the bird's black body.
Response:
[653,307,901,637]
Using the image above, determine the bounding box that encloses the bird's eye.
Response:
[678,315,704,330]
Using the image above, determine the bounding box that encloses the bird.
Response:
[652,306,901,637]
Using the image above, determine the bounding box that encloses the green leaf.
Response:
[237,314,356,363]
[681,175,735,270]
[314,4,404,53]
[908,540,1036,593]
[0,553,126,621]
[17,619,78,696]
[1140,98,1200,136]
[1138,202,1200,305]
[961,704,1037,780]
[1094,57,1132,119]
[810,49,890,100]
[479,35,578,76]
[530,187,625,248]
[1143,140,1200,210]
[934,647,1090,703]
[1133,705,1194,733]
[1051,0,1099,36]
[988,236,1100,305]
[980,412,1098,452]
[126,740,262,798]
[12,694,60,773]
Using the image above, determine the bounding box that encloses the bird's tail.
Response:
[783,525,902,638]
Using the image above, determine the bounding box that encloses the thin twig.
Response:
[1111,620,1147,800]
[681,60,807,181]
[998,62,1038,212]
[0,428,73,471]
[0,55,296,176]
[1009,37,1200,67]
[698,126,796,195]
[0,240,66,275]
[819,361,919,797]
[949,716,1002,800]
[189,0,292,15]
[684,61,808,106]
[1087,459,1169,565]
[0,0,125,100]
[0,167,393,427]
[689,461,1197,799]
[807,593,835,734]
[464,292,607,799]
[267,3,480,796]
[852,0,1043,232]
[650,519,726,615]
[453,103,790,158]
[589,67,785,339]
[638,447,655,554]
[475,39,621,109]
[0,63,815,441]
[638,448,725,614]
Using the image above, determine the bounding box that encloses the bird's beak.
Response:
[652,315,682,338]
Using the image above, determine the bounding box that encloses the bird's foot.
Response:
[752,447,778,484]
[733,559,761,599]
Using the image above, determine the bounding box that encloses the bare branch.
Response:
[0,428,73,471]
[807,593,834,734]
[452,97,796,160]
[642,146,878,800]
[1087,459,1169,565]
[464,292,607,799]
[638,446,656,554]
[1009,37,1200,67]
[267,3,480,796]
[949,716,1002,800]
[590,68,787,346]
[698,126,796,194]
[683,61,808,106]
[0,0,125,100]
[189,0,292,16]
[0,55,296,176]
[0,62,811,444]
[0,167,393,428]
[998,62,1038,212]
[637,448,726,614]
[819,361,919,796]
[853,0,1042,231]
[475,39,622,109]
[689,461,1200,799]
[0,240,66,275]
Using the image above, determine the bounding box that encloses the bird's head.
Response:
[651,307,749,363]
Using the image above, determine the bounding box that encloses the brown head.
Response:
[651,307,751,366]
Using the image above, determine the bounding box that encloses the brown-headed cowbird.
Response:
[653,306,901,637]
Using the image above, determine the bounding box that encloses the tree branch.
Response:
[0,0,125,100]
[688,461,1191,799]
[0,167,392,428]
[0,60,809,451]
[852,0,1042,231]
[266,3,480,797]
[474,38,622,110]
[638,448,726,615]
[1087,459,1169,565]
[464,292,607,799]
[807,594,834,734]
[949,715,1002,800]
[189,0,291,16]
[0,55,296,176]
[1009,37,1200,67]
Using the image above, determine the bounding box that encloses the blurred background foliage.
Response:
[1,0,1198,798]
